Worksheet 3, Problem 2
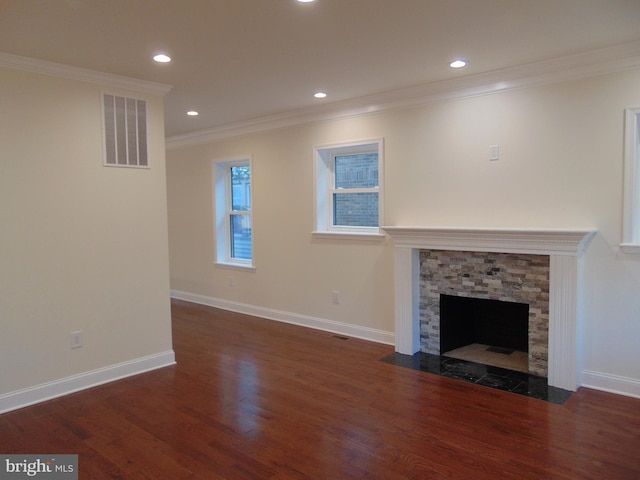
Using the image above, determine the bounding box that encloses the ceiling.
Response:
[2,0,640,138]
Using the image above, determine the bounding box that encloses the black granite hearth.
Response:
[380,352,572,404]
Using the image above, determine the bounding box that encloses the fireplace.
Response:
[382,227,596,391]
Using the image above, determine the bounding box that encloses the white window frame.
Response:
[313,138,384,239]
[214,157,255,269]
[622,106,640,254]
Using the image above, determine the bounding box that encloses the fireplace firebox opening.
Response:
[440,294,529,372]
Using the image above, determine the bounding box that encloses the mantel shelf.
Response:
[381,226,597,256]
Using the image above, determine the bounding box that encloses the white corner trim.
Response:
[622,105,640,248]
[0,350,176,414]
[581,370,640,399]
[171,290,395,346]
[166,40,640,149]
[0,52,173,96]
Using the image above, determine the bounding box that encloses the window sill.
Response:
[312,231,387,242]
[214,261,256,272]
[621,243,640,254]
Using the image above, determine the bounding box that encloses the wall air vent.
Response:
[102,94,148,168]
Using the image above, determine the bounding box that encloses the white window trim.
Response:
[313,138,385,239]
[214,157,255,269]
[622,106,640,254]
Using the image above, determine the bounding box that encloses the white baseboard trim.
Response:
[171,290,395,346]
[0,350,176,414]
[581,370,640,399]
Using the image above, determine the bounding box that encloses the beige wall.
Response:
[167,129,394,334]
[0,67,174,401]
[167,67,640,396]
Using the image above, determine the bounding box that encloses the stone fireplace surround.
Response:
[382,227,596,391]
[420,249,550,377]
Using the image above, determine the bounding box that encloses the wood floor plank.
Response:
[1,298,639,479]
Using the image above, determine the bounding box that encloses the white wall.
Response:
[0,67,174,411]
[166,68,640,397]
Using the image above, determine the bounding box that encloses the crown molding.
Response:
[167,40,640,150]
[0,52,172,96]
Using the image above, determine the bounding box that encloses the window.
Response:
[102,94,148,168]
[313,139,384,237]
[214,158,253,267]
[622,106,640,253]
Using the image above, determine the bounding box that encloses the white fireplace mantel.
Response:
[381,226,597,391]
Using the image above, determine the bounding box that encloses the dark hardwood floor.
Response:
[1,299,639,479]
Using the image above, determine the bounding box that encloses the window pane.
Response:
[230,214,252,259]
[333,192,378,227]
[334,153,378,189]
[231,165,251,211]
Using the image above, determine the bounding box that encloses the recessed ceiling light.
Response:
[314,92,327,99]
[297,0,315,3]
[187,111,199,116]
[153,53,171,63]
[449,59,467,69]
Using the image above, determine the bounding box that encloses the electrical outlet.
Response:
[70,331,83,349]
[332,291,340,304]
[228,276,235,287]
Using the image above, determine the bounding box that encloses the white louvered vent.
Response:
[102,94,148,168]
